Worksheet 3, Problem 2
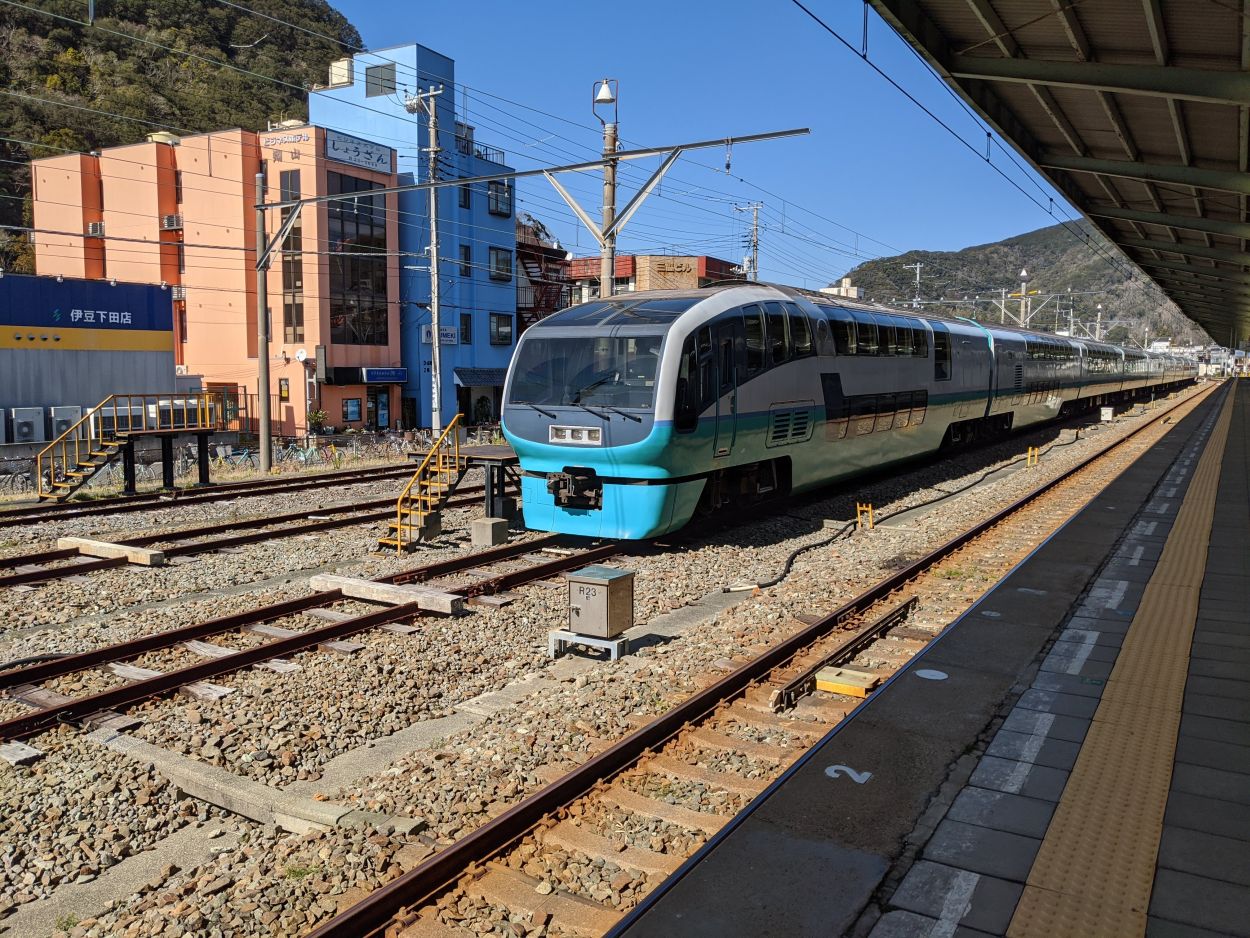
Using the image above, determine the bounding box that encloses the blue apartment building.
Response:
[310,45,517,430]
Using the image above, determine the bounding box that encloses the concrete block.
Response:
[471,517,510,547]
[308,574,464,615]
[58,536,165,567]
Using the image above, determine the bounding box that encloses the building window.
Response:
[177,242,185,274]
[280,170,305,343]
[489,312,513,346]
[460,312,472,344]
[174,170,183,204]
[327,172,389,345]
[459,244,472,277]
[488,247,512,282]
[487,181,512,217]
[365,63,396,97]
[458,184,471,209]
[342,397,362,422]
[178,304,187,343]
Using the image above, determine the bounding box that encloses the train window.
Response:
[787,304,814,358]
[856,317,880,356]
[851,395,877,435]
[743,305,766,377]
[934,329,952,381]
[815,318,834,357]
[879,322,898,356]
[675,336,698,433]
[874,394,896,432]
[719,335,735,394]
[828,309,856,355]
[910,321,929,357]
[764,302,790,366]
[911,389,927,425]
[698,326,716,411]
[821,374,849,440]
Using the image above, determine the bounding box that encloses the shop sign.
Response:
[325,130,390,171]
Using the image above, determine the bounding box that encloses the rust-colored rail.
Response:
[306,381,1222,938]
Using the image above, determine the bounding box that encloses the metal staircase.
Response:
[379,414,466,551]
[36,393,222,501]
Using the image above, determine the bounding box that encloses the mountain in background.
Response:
[0,0,361,270]
[836,223,1210,347]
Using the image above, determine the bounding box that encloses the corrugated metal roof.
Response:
[870,0,1249,343]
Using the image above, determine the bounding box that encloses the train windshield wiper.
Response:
[571,373,618,402]
[572,401,612,422]
[515,400,558,419]
[602,404,642,423]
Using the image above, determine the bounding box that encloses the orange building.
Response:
[31,124,404,435]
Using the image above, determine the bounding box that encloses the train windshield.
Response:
[509,333,664,409]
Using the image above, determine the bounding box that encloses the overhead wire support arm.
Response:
[259,128,810,213]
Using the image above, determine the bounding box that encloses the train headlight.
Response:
[549,425,602,445]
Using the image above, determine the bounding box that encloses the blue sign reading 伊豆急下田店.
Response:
[0,275,172,331]
[325,129,391,172]
[362,367,408,383]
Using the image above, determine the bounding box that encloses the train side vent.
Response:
[790,409,810,440]
[1015,364,1024,389]
[769,410,793,445]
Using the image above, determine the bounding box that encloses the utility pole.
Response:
[735,202,761,280]
[595,80,619,298]
[409,85,445,433]
[254,172,271,472]
[903,262,923,309]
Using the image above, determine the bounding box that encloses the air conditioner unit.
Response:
[171,285,187,300]
[160,213,183,230]
[85,221,105,237]
[50,405,82,438]
[11,407,45,444]
[175,364,189,376]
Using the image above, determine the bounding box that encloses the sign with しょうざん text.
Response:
[325,130,390,172]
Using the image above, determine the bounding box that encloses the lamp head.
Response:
[594,80,616,105]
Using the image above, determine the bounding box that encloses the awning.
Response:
[454,367,508,387]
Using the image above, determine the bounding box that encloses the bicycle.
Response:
[212,445,258,471]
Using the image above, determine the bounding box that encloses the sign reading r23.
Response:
[574,584,600,600]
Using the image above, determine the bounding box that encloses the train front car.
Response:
[501,291,714,539]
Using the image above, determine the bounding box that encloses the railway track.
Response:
[0,485,498,590]
[301,382,1220,938]
[0,462,423,529]
[0,533,622,746]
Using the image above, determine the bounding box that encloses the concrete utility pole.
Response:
[254,172,272,472]
[410,85,445,433]
[594,79,619,298]
[903,262,923,309]
[735,202,761,280]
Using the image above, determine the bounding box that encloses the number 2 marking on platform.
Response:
[825,764,872,784]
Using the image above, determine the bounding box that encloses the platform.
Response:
[615,381,1249,938]
[409,443,519,520]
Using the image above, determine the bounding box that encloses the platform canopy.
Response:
[870,0,1249,344]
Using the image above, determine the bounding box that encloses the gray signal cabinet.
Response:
[566,565,634,638]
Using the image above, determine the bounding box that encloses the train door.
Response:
[713,319,740,456]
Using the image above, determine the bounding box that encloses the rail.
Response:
[35,392,226,500]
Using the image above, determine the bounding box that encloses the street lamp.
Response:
[593,79,618,299]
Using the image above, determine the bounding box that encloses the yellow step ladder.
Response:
[379,414,466,552]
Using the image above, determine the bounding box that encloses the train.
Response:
[500,283,1198,539]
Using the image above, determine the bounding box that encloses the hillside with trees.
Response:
[837,223,1210,347]
[0,0,362,270]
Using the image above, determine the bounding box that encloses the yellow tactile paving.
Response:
[1007,385,1236,938]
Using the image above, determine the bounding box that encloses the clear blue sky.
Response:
[335,0,1084,291]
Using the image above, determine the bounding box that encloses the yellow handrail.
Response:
[36,391,227,499]
[393,414,462,550]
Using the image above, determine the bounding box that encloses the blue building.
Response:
[310,45,517,430]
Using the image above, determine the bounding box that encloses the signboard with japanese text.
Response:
[362,367,408,383]
[325,129,391,173]
[420,325,459,345]
[0,274,172,332]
